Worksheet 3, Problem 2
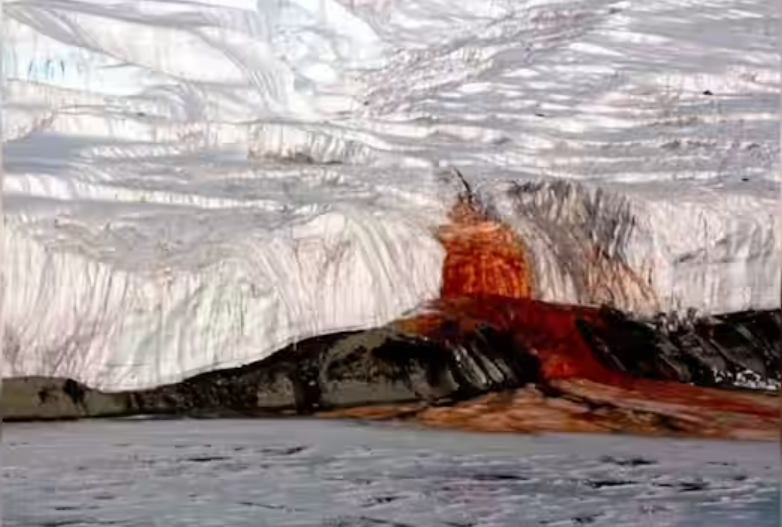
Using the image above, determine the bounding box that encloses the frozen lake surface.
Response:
[3,419,779,527]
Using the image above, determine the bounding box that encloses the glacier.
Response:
[1,0,779,391]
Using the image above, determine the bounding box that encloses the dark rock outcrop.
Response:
[127,323,538,417]
[2,306,779,429]
[578,307,781,390]
[1,376,133,421]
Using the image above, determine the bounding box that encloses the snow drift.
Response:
[2,0,779,390]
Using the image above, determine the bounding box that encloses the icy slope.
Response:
[2,0,779,390]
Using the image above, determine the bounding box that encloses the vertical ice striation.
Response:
[1,0,779,390]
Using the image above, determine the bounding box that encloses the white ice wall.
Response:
[2,0,779,389]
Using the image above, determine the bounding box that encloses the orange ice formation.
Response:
[437,197,533,300]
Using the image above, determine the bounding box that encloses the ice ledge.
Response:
[483,176,780,316]
[2,204,445,390]
[3,174,779,391]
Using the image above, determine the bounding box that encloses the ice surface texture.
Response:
[3,420,780,527]
[2,0,779,390]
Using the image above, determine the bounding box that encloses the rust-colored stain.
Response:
[322,382,778,441]
[579,243,659,311]
[436,197,533,300]
[396,295,619,384]
[361,197,778,439]
[396,295,776,419]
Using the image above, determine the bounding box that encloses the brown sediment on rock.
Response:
[318,403,426,421]
[439,379,780,441]
[319,381,778,441]
[382,194,780,439]
[395,295,777,418]
[396,296,620,384]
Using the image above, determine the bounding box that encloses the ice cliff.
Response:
[1,0,779,390]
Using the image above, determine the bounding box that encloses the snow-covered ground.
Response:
[2,0,779,390]
[2,419,780,527]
